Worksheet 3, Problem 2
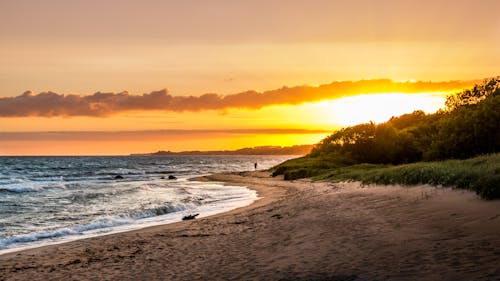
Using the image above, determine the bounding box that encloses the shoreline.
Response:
[0,172,283,257]
[2,171,500,280]
[0,174,264,256]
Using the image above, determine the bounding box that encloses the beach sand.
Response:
[1,171,500,280]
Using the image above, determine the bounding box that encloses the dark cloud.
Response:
[0,79,474,117]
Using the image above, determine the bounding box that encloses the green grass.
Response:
[270,155,348,180]
[271,153,500,200]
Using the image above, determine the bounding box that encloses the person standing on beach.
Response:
[254,163,258,170]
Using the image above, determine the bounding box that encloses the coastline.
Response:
[0,175,259,256]
[1,171,500,280]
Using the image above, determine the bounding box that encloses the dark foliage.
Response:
[445,77,500,110]
[272,78,500,198]
[310,77,500,164]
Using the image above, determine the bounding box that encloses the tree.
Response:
[445,77,500,110]
[310,77,499,164]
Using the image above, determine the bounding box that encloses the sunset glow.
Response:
[0,90,455,155]
[325,93,447,126]
[0,0,498,155]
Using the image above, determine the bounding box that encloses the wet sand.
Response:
[1,171,500,280]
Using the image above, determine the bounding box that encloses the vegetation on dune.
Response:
[324,154,499,200]
[271,156,347,180]
[272,77,500,199]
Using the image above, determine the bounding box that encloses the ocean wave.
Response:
[0,217,132,249]
[70,217,132,233]
[69,192,107,203]
[62,176,101,182]
[0,155,281,253]
[0,185,45,193]
[0,178,27,185]
[30,176,64,182]
[146,170,190,175]
[0,202,193,250]
[96,168,146,176]
[0,181,68,193]
[125,203,193,219]
[0,228,75,248]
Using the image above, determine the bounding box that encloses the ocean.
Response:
[0,155,292,254]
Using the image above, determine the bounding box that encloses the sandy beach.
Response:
[1,171,500,281]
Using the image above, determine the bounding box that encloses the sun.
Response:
[323,93,447,126]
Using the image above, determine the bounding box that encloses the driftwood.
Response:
[182,214,199,221]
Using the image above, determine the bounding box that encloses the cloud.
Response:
[0,79,475,117]
[0,129,329,141]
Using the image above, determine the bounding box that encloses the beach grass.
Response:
[271,153,500,199]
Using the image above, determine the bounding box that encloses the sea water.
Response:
[0,155,292,254]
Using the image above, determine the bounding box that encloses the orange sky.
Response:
[0,0,498,155]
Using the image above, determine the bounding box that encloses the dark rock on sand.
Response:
[182,214,199,220]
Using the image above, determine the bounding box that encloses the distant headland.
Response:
[131,144,314,156]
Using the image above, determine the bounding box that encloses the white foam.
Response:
[0,183,257,255]
[96,168,146,175]
[0,184,45,193]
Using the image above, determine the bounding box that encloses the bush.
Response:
[273,154,500,199]
[474,175,500,200]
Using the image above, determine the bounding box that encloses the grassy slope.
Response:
[271,153,500,199]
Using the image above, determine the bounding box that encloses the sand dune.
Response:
[1,171,500,280]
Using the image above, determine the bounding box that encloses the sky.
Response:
[0,0,499,155]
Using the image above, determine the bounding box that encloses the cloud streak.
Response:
[0,129,329,141]
[0,79,474,117]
